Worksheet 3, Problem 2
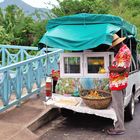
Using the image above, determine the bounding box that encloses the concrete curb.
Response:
[27,106,60,134]
[8,128,39,140]
[8,106,60,140]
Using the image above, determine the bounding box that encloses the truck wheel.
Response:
[125,95,135,121]
[60,108,74,117]
[138,96,140,101]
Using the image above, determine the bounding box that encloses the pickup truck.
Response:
[39,13,140,122]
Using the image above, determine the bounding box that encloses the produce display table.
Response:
[44,93,117,125]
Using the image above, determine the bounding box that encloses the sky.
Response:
[0,0,59,9]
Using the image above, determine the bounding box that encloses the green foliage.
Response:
[0,1,140,52]
[0,26,14,44]
[0,5,47,46]
[52,0,110,16]
[108,0,140,39]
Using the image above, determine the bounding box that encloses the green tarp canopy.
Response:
[39,13,137,51]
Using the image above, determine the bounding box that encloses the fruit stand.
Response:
[39,13,137,124]
[45,93,117,123]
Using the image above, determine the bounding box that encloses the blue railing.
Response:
[0,45,63,112]
[0,45,47,67]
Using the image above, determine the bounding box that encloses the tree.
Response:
[0,26,14,44]
[52,0,110,16]
[109,0,140,39]
[0,5,47,46]
[0,1,140,50]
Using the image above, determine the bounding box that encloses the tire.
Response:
[125,95,135,121]
[60,108,74,117]
[138,96,140,101]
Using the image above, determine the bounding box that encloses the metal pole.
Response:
[129,39,133,71]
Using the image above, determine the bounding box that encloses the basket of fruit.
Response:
[80,89,112,109]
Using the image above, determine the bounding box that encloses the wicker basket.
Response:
[80,90,112,109]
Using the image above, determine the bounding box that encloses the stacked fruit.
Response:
[83,89,110,99]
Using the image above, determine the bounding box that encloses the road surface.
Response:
[39,100,140,140]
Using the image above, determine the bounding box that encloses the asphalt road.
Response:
[40,100,140,140]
